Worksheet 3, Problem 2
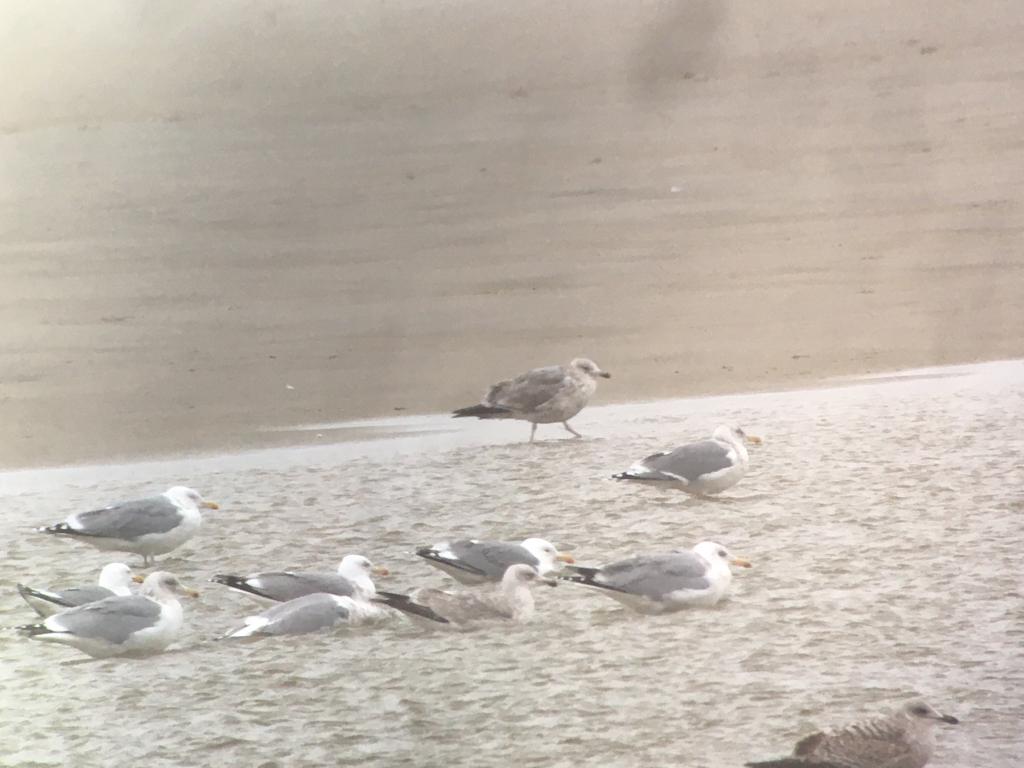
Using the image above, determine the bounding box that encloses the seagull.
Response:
[15,571,198,658]
[374,564,553,627]
[613,424,761,496]
[559,540,751,614]
[35,486,219,566]
[218,591,435,639]
[746,698,959,768]
[211,554,388,606]
[16,562,137,618]
[415,537,575,585]
[452,357,611,441]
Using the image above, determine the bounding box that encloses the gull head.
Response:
[521,537,575,574]
[98,562,134,591]
[337,554,388,594]
[142,571,200,599]
[166,486,220,510]
[570,358,611,379]
[712,424,762,446]
[503,563,556,587]
[692,540,753,571]
[900,698,959,725]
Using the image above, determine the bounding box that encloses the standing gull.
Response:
[211,554,388,605]
[559,540,751,614]
[36,486,219,566]
[17,562,136,618]
[452,357,611,441]
[416,537,575,585]
[746,698,959,768]
[613,424,761,496]
[374,564,553,627]
[15,571,198,659]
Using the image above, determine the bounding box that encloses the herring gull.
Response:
[416,537,574,585]
[15,571,198,658]
[746,698,959,768]
[17,562,136,618]
[219,592,405,639]
[211,554,388,608]
[559,540,751,613]
[36,486,219,566]
[613,424,761,496]
[452,358,611,441]
[374,564,553,627]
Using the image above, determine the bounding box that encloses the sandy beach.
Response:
[2,0,1022,469]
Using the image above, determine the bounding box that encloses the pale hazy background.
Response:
[2,0,1022,467]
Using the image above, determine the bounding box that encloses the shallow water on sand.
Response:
[1,362,1022,767]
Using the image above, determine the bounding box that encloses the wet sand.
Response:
[2,362,1022,767]
[2,0,1022,469]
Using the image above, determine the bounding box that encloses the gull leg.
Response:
[529,423,537,443]
[562,421,583,438]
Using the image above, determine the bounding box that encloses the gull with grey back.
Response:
[746,698,959,768]
[211,554,389,618]
[35,486,219,566]
[17,562,136,618]
[559,541,752,614]
[613,424,761,496]
[415,537,575,585]
[15,571,199,659]
[452,357,611,441]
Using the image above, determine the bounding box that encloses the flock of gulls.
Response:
[12,357,958,767]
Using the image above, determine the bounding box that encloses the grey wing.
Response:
[249,572,355,602]
[256,594,350,635]
[637,440,735,482]
[46,596,162,644]
[70,496,183,540]
[598,553,711,598]
[484,366,570,412]
[449,540,537,579]
[53,586,116,607]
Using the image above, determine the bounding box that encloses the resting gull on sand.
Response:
[218,590,445,639]
[452,357,611,441]
[613,424,761,496]
[36,486,219,566]
[16,571,198,658]
[559,540,751,614]
[211,554,388,608]
[17,562,136,618]
[374,564,553,627]
[416,537,574,585]
[746,698,959,768]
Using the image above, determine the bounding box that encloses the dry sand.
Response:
[1,0,1022,469]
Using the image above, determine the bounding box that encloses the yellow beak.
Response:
[372,565,390,577]
[556,552,576,564]
[202,501,220,510]
[745,435,763,446]
[730,557,753,568]
[183,586,201,598]
[131,574,146,584]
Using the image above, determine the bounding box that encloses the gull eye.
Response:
[718,549,727,557]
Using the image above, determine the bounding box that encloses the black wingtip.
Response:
[209,574,268,599]
[415,550,487,577]
[373,592,450,624]
[36,522,72,535]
